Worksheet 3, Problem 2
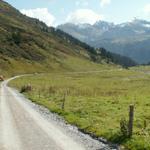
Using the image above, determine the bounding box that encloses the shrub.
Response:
[20,84,32,93]
[12,31,21,45]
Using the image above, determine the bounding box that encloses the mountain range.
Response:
[58,19,150,64]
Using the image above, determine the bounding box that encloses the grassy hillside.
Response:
[0,0,136,76]
[10,67,150,150]
[0,1,108,76]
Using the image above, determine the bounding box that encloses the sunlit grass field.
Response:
[10,67,150,150]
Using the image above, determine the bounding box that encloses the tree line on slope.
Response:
[48,28,137,67]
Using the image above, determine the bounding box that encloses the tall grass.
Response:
[10,67,150,149]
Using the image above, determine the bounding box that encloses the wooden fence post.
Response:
[61,94,66,110]
[128,104,134,137]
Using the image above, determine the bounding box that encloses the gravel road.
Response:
[0,77,118,150]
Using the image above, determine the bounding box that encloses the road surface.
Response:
[0,77,114,150]
[0,77,87,150]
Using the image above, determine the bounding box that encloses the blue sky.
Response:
[5,0,150,26]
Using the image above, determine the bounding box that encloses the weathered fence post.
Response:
[61,94,66,110]
[128,104,134,137]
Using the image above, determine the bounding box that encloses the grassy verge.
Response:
[9,67,150,150]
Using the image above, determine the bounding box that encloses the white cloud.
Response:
[66,9,104,25]
[144,4,150,15]
[100,0,111,7]
[21,8,55,26]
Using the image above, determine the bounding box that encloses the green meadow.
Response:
[10,67,150,150]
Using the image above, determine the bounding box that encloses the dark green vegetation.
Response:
[10,67,150,150]
[0,0,136,77]
[58,20,150,64]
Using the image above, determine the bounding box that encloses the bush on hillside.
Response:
[12,31,21,45]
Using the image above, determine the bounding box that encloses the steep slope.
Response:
[0,0,136,76]
[58,19,150,64]
[0,1,102,76]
